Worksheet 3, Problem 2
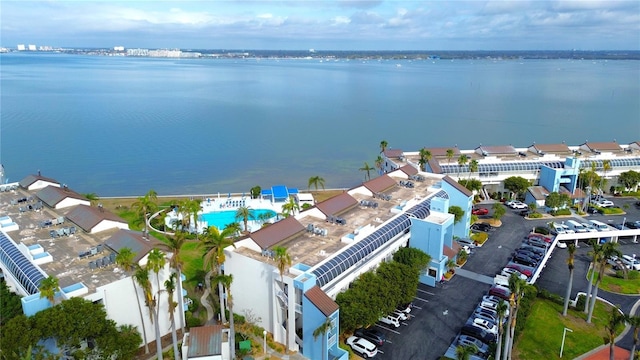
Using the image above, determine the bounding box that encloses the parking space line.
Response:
[414,296,429,303]
[412,305,423,310]
[417,289,435,295]
[377,350,384,354]
[375,324,401,334]
[385,340,392,344]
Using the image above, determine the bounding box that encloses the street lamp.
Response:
[560,327,573,358]
[263,330,267,355]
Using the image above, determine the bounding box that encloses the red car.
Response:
[505,264,533,278]
[527,233,553,243]
[472,207,489,215]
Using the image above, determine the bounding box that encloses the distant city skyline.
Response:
[1,1,639,51]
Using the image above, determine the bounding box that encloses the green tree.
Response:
[1,280,23,326]
[458,178,482,192]
[187,198,202,239]
[448,205,465,224]
[281,197,300,218]
[166,231,187,334]
[468,159,479,180]
[250,185,262,199]
[38,275,59,306]
[393,247,432,271]
[147,248,166,360]
[375,155,384,175]
[457,154,468,178]
[503,176,530,199]
[605,306,626,360]
[273,246,292,352]
[224,221,242,236]
[83,192,100,206]
[563,243,577,316]
[133,265,154,346]
[584,239,601,315]
[545,191,571,211]
[359,162,374,181]
[200,226,236,324]
[503,273,527,359]
[494,300,509,360]
[588,242,621,323]
[492,202,506,222]
[0,314,39,358]
[446,148,455,165]
[379,140,388,153]
[213,273,236,360]
[235,206,254,232]
[164,273,180,360]
[132,190,159,234]
[627,315,640,360]
[115,247,150,353]
[308,176,326,191]
[313,317,333,360]
[455,344,478,360]
[618,170,640,191]
[418,148,432,171]
[602,159,612,191]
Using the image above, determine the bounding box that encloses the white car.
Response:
[392,309,409,321]
[472,318,498,335]
[508,201,528,209]
[596,199,615,208]
[378,314,401,328]
[581,223,599,233]
[346,336,378,358]
[556,241,568,249]
[482,295,506,305]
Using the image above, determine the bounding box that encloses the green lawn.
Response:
[587,269,640,295]
[513,299,623,360]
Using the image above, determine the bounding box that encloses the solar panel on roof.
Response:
[0,232,46,295]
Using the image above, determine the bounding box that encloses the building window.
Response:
[428,268,437,278]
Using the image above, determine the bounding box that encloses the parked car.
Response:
[456,238,477,248]
[396,302,413,314]
[472,318,498,335]
[457,335,489,355]
[392,309,409,321]
[472,207,489,215]
[519,244,546,256]
[488,286,512,302]
[524,238,549,249]
[518,210,531,217]
[595,199,615,208]
[460,324,497,344]
[508,201,528,209]
[527,233,552,243]
[622,255,640,271]
[512,253,538,267]
[505,264,533,277]
[471,223,494,232]
[501,267,528,280]
[513,249,543,262]
[556,241,568,249]
[378,314,401,328]
[474,306,498,319]
[354,328,386,347]
[482,295,504,305]
[346,336,378,358]
[582,222,599,232]
[624,222,639,229]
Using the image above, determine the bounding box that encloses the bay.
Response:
[1,53,638,196]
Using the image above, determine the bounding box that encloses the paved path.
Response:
[201,270,215,323]
[454,268,495,285]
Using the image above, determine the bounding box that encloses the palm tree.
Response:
[588,242,621,323]
[166,232,187,334]
[164,273,179,360]
[115,247,150,353]
[200,226,236,324]
[235,206,254,232]
[418,148,432,170]
[455,344,478,360]
[38,276,59,305]
[627,315,640,360]
[273,246,292,352]
[308,176,326,191]
[214,274,236,360]
[446,148,455,165]
[132,190,159,234]
[83,192,100,206]
[133,266,154,357]
[563,243,577,316]
[374,155,384,175]
[359,162,374,181]
[457,154,468,179]
[313,317,333,360]
[446,259,457,275]
[504,273,526,360]
[281,197,300,218]
[379,140,388,153]
[602,159,612,191]
[495,300,508,360]
[223,222,242,237]
[147,248,166,360]
[468,159,479,180]
[188,199,202,239]
[605,306,626,360]
[584,239,601,315]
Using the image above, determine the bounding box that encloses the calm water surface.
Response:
[1,53,638,196]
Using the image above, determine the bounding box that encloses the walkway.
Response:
[454,268,494,285]
[201,270,215,322]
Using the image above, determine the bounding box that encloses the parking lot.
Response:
[370,196,640,360]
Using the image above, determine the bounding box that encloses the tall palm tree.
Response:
[83,192,100,206]
[374,155,384,175]
[563,243,577,316]
[359,162,374,181]
[457,154,468,179]
[455,344,478,360]
[627,315,640,360]
[313,317,333,360]
[147,249,166,360]
[132,190,159,234]
[468,159,479,180]
[281,197,300,218]
[602,159,612,192]
[223,222,242,237]
[418,148,432,171]
[584,239,601,315]
[115,247,150,353]
[308,176,326,191]
[588,242,621,323]
[504,273,526,360]
[273,246,292,352]
[166,232,187,334]
[495,300,508,360]
[446,148,455,165]
[188,199,202,239]
[164,273,179,360]
[605,306,626,360]
[200,226,236,324]
[214,273,236,360]
[38,276,59,305]
[379,140,388,153]
[235,206,254,232]
[134,266,154,357]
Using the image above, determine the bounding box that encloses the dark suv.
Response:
[354,327,386,347]
[460,324,496,344]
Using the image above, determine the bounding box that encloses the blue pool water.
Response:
[200,209,277,230]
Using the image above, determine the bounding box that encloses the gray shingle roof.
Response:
[36,185,88,207]
[65,204,127,232]
[250,216,306,250]
[315,192,359,217]
[103,229,164,263]
[19,174,60,189]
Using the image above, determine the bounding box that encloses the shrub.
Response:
[629,270,640,280]
[186,311,203,328]
[534,226,550,235]
[575,294,587,312]
[528,212,543,219]
[471,232,488,244]
[551,208,572,216]
[537,288,564,305]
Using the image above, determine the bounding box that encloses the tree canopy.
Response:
[503,176,530,198]
[544,191,570,210]
[448,205,465,224]
[458,178,482,192]
[618,170,640,191]
[0,280,23,326]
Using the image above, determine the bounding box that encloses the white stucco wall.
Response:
[56,198,90,209]
[90,220,129,234]
[27,180,60,191]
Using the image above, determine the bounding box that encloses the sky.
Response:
[1,1,639,50]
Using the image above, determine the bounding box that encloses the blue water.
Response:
[200,209,276,230]
[1,53,638,196]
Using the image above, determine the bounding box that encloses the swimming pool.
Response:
[200,209,277,230]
